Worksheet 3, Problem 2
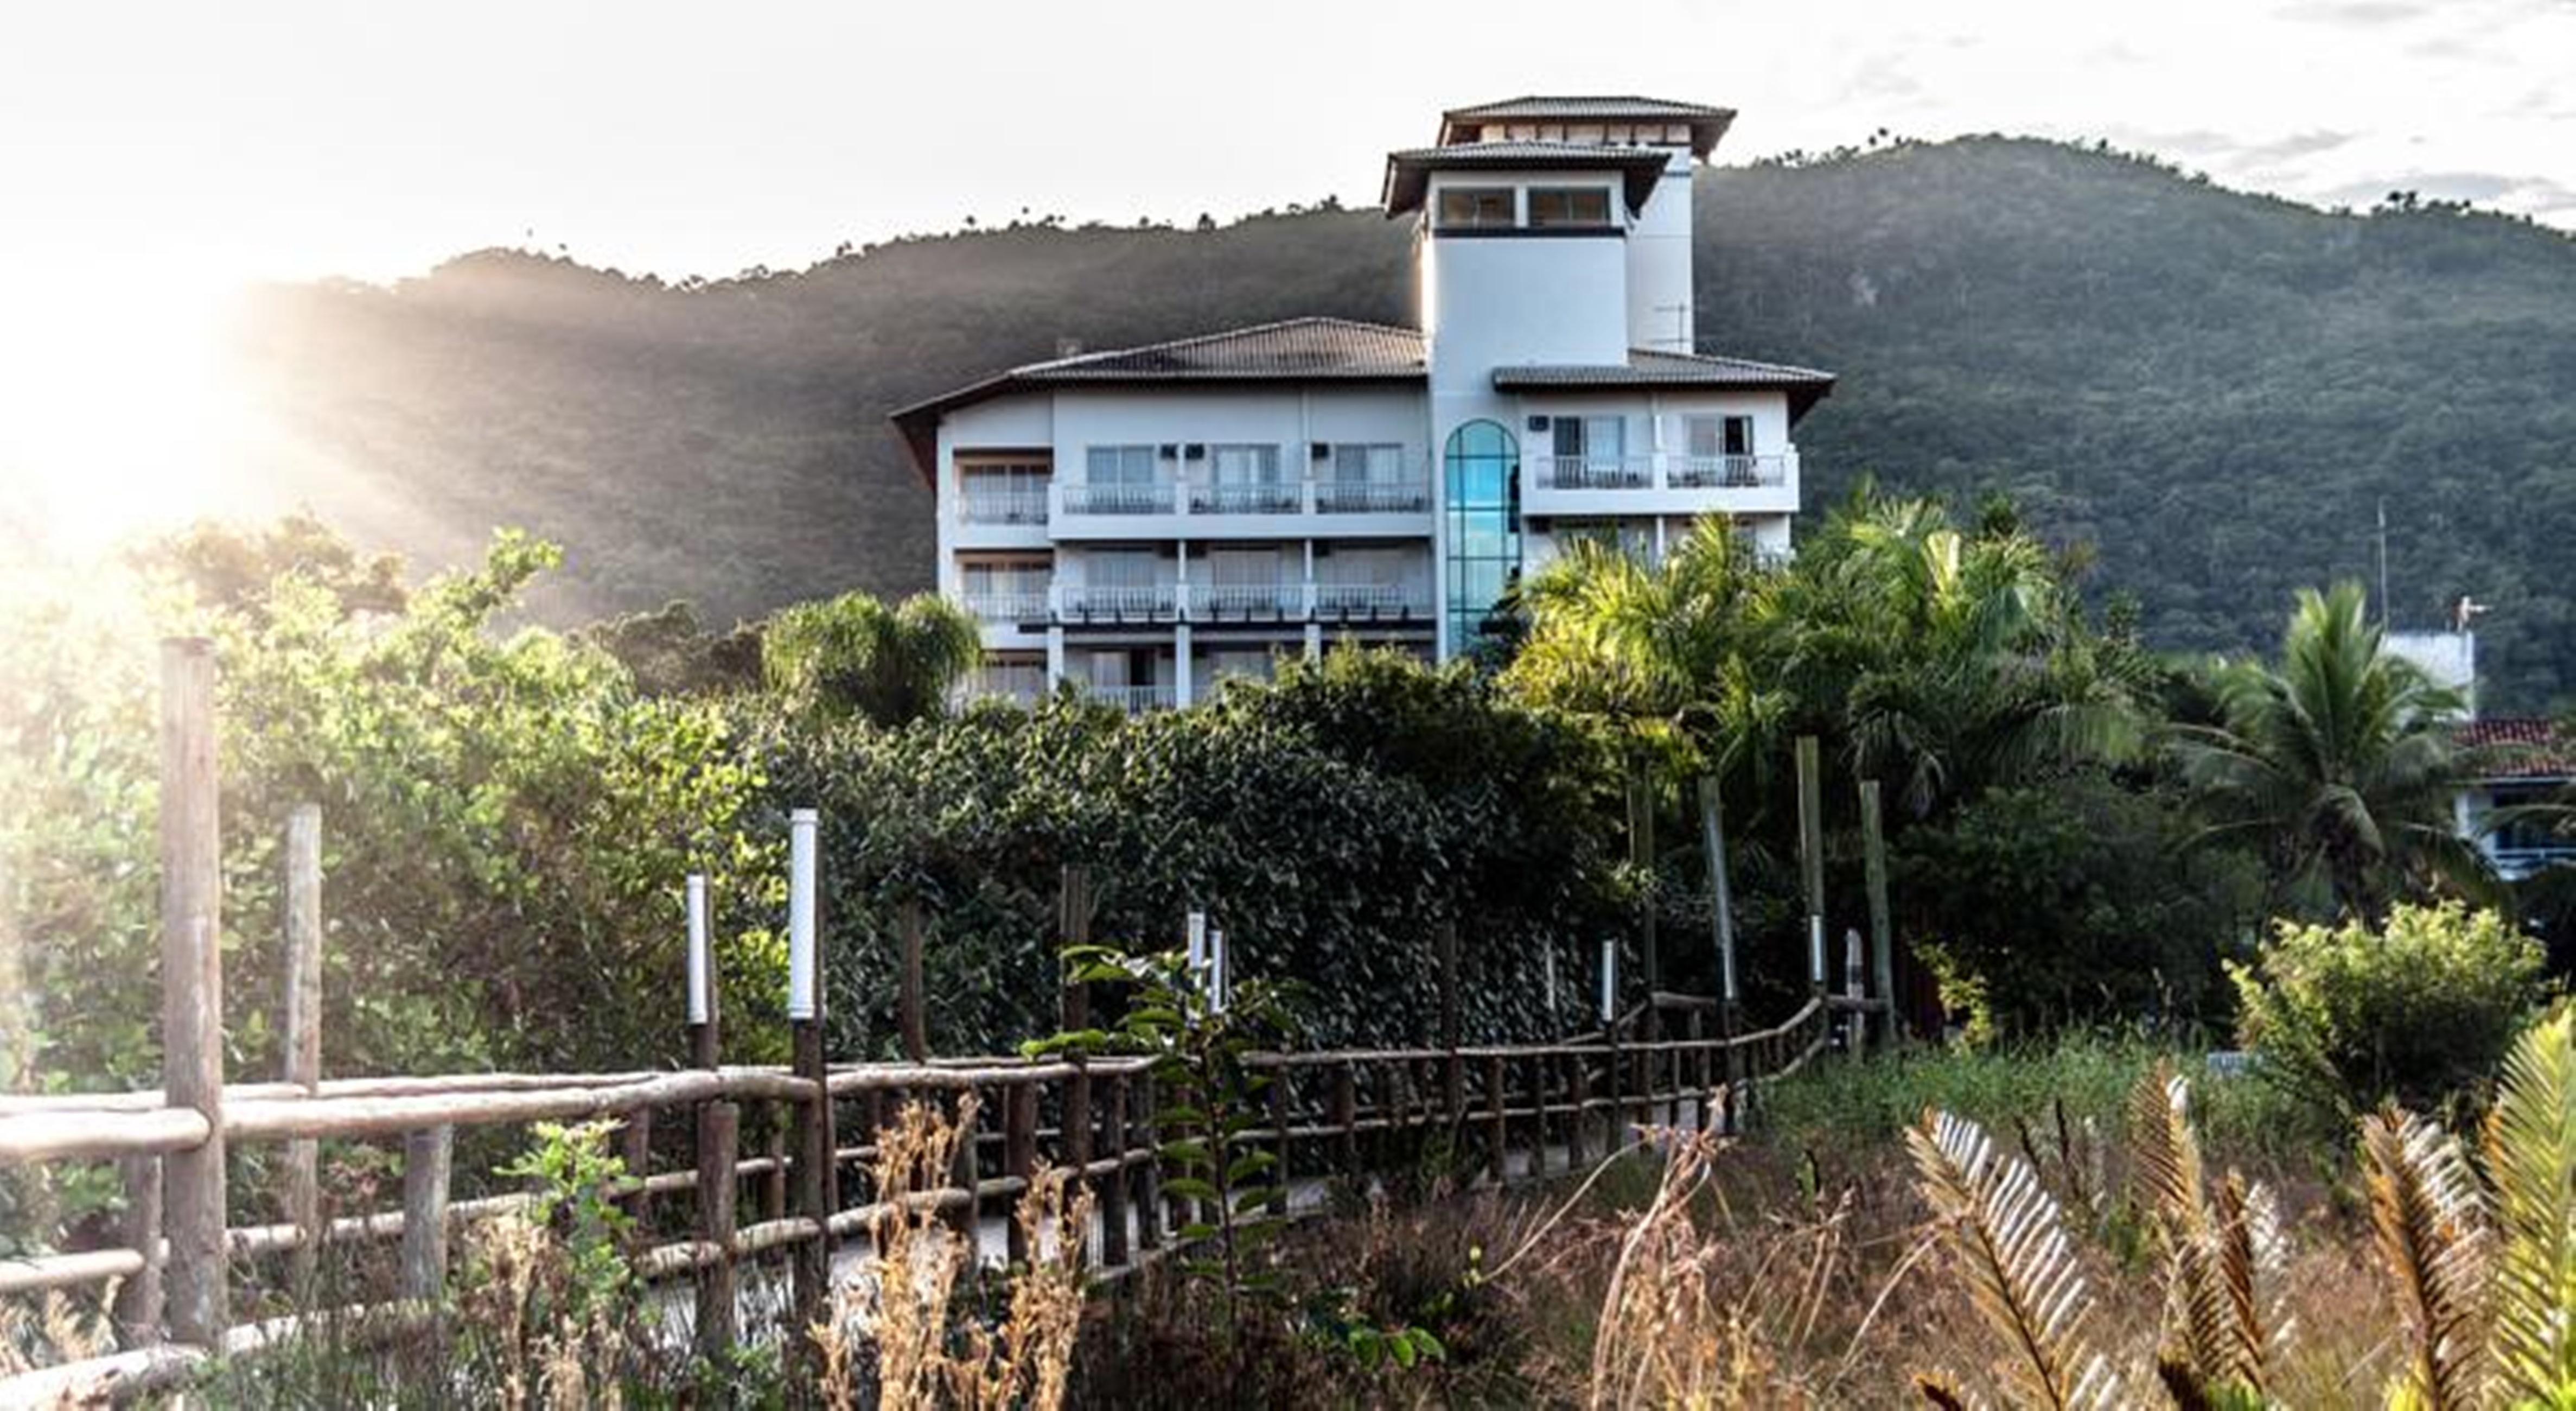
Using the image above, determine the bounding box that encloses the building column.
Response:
[1174,622,1194,708]
[1304,623,1322,660]
[1045,625,1067,691]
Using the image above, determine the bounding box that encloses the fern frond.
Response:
[2485,1008,2576,1407]
[2212,1172,2293,1389]
[2363,1105,2488,1411]
[1909,1109,2124,1410]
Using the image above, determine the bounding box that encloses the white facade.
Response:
[896,97,1833,708]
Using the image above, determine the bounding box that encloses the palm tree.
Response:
[761,590,982,727]
[1502,517,1786,777]
[2174,581,2482,919]
[1768,492,2154,816]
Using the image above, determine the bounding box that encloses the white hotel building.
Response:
[892,97,1835,710]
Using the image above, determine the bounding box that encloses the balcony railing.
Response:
[1189,582,1306,619]
[1189,482,1304,515]
[961,589,1050,624]
[1086,683,1176,715]
[1043,580,1432,626]
[957,485,1050,525]
[1535,453,1793,491]
[1058,583,1181,620]
[1668,454,1788,489]
[1313,582,1432,619]
[1054,454,1430,519]
[1539,455,1653,490]
[1062,482,1177,516]
[1315,479,1431,513]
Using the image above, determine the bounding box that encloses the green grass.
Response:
[1752,1035,2326,1170]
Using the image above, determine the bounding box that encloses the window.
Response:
[957,460,1049,523]
[1442,420,1521,653]
[1435,186,1514,228]
[1331,443,1402,482]
[1085,445,1158,485]
[1208,444,1280,485]
[1087,550,1159,588]
[1684,415,1754,459]
[1552,416,1627,463]
[1526,187,1613,227]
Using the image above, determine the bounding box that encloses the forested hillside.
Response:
[228,136,2576,709]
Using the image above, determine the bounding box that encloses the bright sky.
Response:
[2,0,2570,542]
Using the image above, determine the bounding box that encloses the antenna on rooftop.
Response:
[2376,499,2391,627]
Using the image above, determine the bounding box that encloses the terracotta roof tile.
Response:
[2459,717,2576,779]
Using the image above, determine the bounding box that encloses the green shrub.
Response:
[2229,900,2551,1123]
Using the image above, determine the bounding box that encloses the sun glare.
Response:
[0,271,254,556]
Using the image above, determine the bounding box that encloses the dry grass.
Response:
[820,1095,1089,1411]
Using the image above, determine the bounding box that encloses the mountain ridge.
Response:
[225,135,2576,709]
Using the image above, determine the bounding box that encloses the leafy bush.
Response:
[1893,772,2265,1038]
[2230,901,2552,1122]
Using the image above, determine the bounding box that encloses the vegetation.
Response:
[2231,900,2553,1126]
[219,137,2576,710]
[2177,581,2481,920]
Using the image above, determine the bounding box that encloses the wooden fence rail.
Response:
[0,647,1897,1404]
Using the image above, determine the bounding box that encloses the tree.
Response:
[761,590,981,727]
[2175,581,2485,920]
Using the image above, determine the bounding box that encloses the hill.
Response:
[227,137,2576,710]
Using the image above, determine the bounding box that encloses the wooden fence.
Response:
[0,639,1888,1404]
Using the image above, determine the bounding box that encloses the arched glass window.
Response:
[1442,420,1521,653]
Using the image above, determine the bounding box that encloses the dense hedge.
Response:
[749,650,1623,1054]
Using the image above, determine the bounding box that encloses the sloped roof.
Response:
[2460,717,2576,780]
[1382,143,1672,217]
[1439,97,1735,156]
[1491,348,1838,421]
[888,318,1426,480]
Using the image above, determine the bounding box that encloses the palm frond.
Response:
[2484,1008,2576,1406]
[2363,1105,2489,1411]
[1909,1109,2123,1410]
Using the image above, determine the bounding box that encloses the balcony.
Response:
[1086,683,1177,715]
[1062,482,1178,516]
[960,589,1050,626]
[957,484,1050,525]
[1189,482,1304,515]
[1050,453,1433,537]
[1057,582,1181,623]
[1526,450,1799,518]
[1315,479,1431,514]
[1045,580,1432,630]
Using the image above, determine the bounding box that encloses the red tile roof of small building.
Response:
[2460,717,2576,779]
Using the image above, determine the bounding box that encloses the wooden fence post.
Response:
[1132,1073,1162,1254]
[1332,1063,1360,1187]
[282,803,324,1292]
[1058,867,1093,1236]
[1795,735,1826,996]
[1697,777,1740,1025]
[1628,763,1659,1039]
[1859,779,1901,1045]
[1267,1066,1292,1216]
[114,1155,164,1342]
[158,638,227,1346]
[1844,929,1869,1057]
[696,1098,740,1365]
[1100,1075,1131,1269]
[898,899,927,1065]
[1437,922,1463,1132]
[1005,1081,1037,1263]
[620,1108,654,1230]
[399,1124,453,1300]
[685,874,738,1371]
[1485,1053,1509,1183]
[785,808,835,1381]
